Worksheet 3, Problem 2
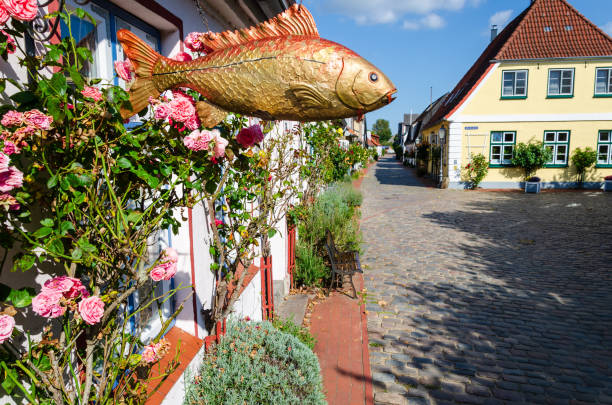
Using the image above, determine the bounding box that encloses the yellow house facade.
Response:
[419,0,612,189]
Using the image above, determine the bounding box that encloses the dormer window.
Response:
[564,25,573,31]
[501,70,528,99]
[544,26,552,32]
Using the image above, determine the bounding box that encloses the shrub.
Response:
[272,317,316,350]
[295,243,329,286]
[512,141,554,180]
[184,321,325,405]
[464,153,489,189]
[571,147,597,185]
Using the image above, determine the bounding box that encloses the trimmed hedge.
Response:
[184,320,325,405]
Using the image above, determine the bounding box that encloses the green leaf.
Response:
[76,47,92,63]
[0,363,17,394]
[59,221,74,235]
[40,218,54,227]
[67,66,84,90]
[71,248,83,260]
[116,157,132,169]
[268,229,277,238]
[10,91,36,105]
[49,73,67,97]
[34,355,51,372]
[8,286,35,307]
[32,227,52,239]
[47,239,64,255]
[0,79,5,93]
[77,238,96,253]
[46,175,58,189]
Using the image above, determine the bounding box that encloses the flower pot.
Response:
[525,181,541,193]
[604,180,612,192]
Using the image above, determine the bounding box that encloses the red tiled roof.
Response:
[496,0,612,60]
[368,134,381,147]
[424,0,612,128]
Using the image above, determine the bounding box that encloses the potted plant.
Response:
[525,176,541,193]
[604,175,612,192]
[512,141,553,191]
[571,147,597,188]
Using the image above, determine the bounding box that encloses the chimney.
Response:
[490,25,498,41]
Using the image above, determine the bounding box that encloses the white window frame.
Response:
[502,70,528,98]
[595,68,612,96]
[597,130,612,166]
[490,131,515,166]
[543,131,570,166]
[548,69,574,97]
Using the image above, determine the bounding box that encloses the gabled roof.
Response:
[424,0,612,128]
[368,134,381,147]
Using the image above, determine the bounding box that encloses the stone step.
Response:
[275,294,309,325]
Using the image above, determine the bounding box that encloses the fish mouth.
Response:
[383,89,397,105]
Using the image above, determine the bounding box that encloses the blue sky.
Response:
[304,0,612,133]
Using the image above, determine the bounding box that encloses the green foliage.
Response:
[512,141,554,180]
[272,317,316,350]
[347,142,369,167]
[293,183,361,287]
[416,143,430,161]
[184,320,325,405]
[464,153,489,189]
[393,144,403,160]
[571,147,597,183]
[372,119,392,144]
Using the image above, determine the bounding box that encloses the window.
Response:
[502,70,528,98]
[543,131,570,166]
[597,130,612,166]
[548,69,574,97]
[595,68,612,96]
[490,131,516,166]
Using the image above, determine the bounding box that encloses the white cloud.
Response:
[320,0,484,25]
[403,14,446,30]
[489,9,513,28]
[603,22,612,36]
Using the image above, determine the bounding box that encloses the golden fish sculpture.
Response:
[117,4,396,125]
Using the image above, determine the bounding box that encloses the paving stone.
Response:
[362,157,612,405]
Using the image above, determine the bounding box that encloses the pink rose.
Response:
[24,109,53,130]
[0,152,9,172]
[149,266,166,282]
[43,276,89,299]
[154,103,171,120]
[184,114,200,131]
[164,247,178,262]
[114,60,133,82]
[1,0,36,21]
[183,129,212,151]
[0,193,19,210]
[212,130,228,159]
[169,94,196,123]
[1,110,23,127]
[185,32,205,52]
[32,290,66,318]
[149,248,178,281]
[236,125,264,148]
[13,126,34,141]
[0,314,15,343]
[141,343,158,363]
[173,52,192,62]
[3,141,20,155]
[78,296,104,325]
[214,219,223,227]
[0,166,23,192]
[81,86,103,102]
[0,5,9,25]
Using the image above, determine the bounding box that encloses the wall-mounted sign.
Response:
[464,126,479,130]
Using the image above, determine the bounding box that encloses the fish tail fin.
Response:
[117,29,162,119]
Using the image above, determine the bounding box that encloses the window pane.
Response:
[504,132,515,143]
[491,146,501,163]
[557,132,568,142]
[503,72,515,96]
[549,70,561,94]
[599,131,610,142]
[516,71,526,80]
[60,16,98,79]
[562,70,573,79]
[596,69,608,93]
[598,145,609,163]
[545,132,556,142]
[503,145,514,162]
[545,145,554,163]
[556,145,567,163]
[491,133,503,143]
[515,85,526,96]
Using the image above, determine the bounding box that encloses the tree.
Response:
[511,141,554,180]
[372,119,392,144]
[571,147,597,186]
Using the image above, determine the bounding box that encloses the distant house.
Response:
[366,131,384,156]
[343,116,366,145]
[415,94,449,180]
[417,0,612,189]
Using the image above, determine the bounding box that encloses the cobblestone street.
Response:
[360,155,612,405]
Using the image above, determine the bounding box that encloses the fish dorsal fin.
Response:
[201,4,318,52]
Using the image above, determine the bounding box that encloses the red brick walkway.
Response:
[310,274,374,405]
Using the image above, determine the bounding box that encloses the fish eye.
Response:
[369,72,378,83]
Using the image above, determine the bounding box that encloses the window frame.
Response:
[594,67,612,98]
[596,130,612,167]
[547,68,575,98]
[489,131,517,167]
[543,130,570,168]
[501,70,529,99]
